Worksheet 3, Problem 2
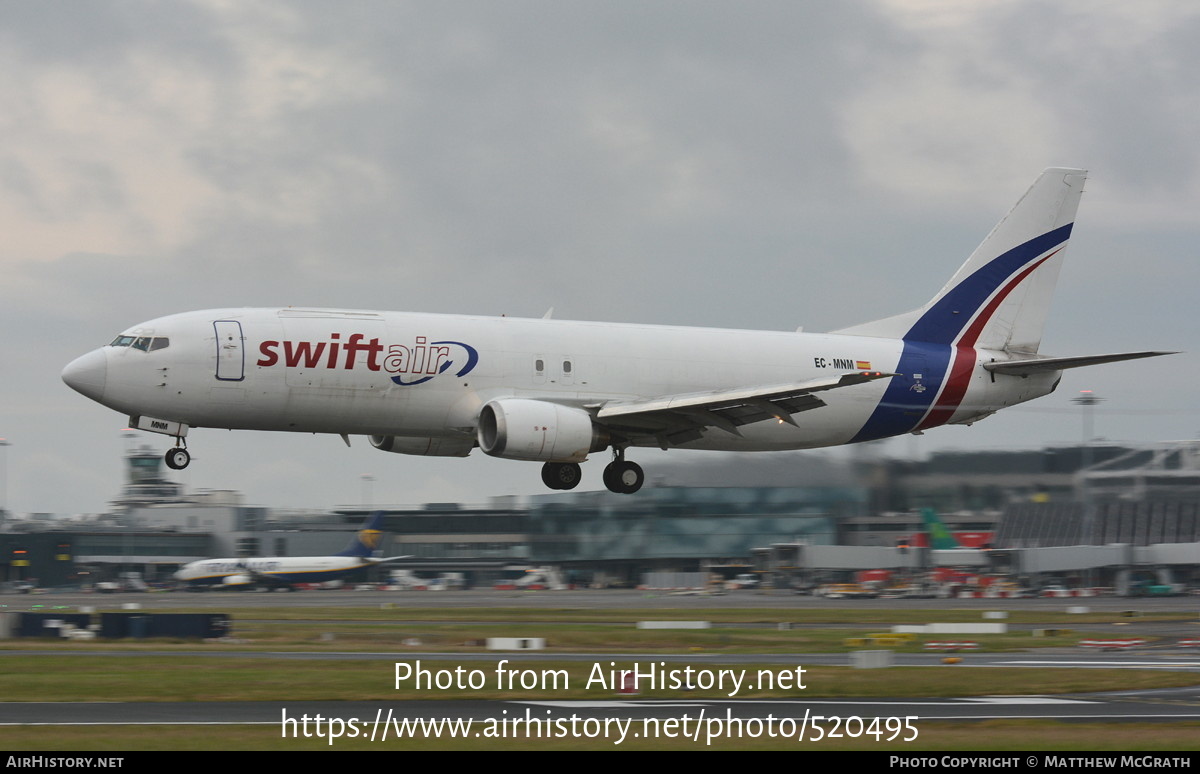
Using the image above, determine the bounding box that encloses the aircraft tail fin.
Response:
[920,508,963,550]
[336,511,388,558]
[834,168,1087,354]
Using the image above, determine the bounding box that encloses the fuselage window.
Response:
[563,360,572,374]
[535,359,544,373]
[131,337,152,351]
[109,335,135,347]
[149,337,170,351]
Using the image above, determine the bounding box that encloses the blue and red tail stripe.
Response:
[915,248,1061,430]
[850,224,1072,443]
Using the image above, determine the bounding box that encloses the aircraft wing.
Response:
[983,351,1176,376]
[592,371,894,447]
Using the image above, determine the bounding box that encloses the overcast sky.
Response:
[3,1,1198,515]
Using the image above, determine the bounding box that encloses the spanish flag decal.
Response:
[855,360,872,370]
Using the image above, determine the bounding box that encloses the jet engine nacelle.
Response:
[221,574,252,587]
[370,435,474,457]
[477,398,608,462]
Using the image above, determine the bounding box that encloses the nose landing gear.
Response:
[164,441,190,470]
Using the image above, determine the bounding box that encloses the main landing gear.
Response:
[603,451,644,495]
[164,440,190,470]
[541,461,583,490]
[540,451,644,494]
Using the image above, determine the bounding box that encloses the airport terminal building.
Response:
[3,441,1199,592]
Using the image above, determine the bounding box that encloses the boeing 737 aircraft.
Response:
[63,169,1170,494]
[174,512,405,589]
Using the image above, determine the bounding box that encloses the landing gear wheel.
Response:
[165,447,191,470]
[541,462,582,490]
[603,460,644,494]
[602,463,618,492]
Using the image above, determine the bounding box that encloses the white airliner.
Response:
[173,512,405,589]
[63,168,1170,494]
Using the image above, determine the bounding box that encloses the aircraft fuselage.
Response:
[68,169,1159,494]
[174,555,375,588]
[68,307,1058,451]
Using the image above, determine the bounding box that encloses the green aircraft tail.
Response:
[920,508,963,550]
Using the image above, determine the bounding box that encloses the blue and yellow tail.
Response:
[336,511,387,558]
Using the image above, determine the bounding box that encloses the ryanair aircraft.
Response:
[173,512,404,589]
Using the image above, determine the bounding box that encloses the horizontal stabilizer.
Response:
[983,351,1176,376]
[365,555,413,564]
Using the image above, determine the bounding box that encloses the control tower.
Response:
[109,443,185,513]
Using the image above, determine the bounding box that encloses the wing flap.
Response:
[595,371,893,439]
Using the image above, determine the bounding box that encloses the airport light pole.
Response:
[0,438,9,515]
[1072,390,1103,544]
[1072,391,1103,587]
[361,474,375,507]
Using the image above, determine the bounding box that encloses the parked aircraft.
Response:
[918,508,969,550]
[63,168,1170,494]
[173,512,405,589]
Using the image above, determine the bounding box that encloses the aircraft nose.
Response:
[62,349,108,402]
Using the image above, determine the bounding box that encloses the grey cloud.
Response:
[2,1,1196,515]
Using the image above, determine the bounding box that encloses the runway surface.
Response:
[5,687,1200,728]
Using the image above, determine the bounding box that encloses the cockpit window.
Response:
[109,335,169,351]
